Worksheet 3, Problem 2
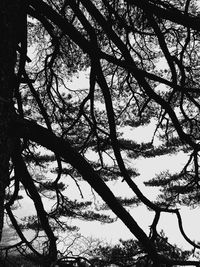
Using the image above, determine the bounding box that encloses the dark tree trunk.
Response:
[0,0,20,241]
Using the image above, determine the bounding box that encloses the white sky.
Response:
[2,119,196,254]
[2,64,200,258]
[57,71,200,252]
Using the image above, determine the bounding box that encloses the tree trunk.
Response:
[0,0,20,241]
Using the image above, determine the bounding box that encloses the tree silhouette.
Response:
[1,0,200,266]
[90,231,191,266]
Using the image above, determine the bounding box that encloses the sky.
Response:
[52,72,200,252]
[1,5,200,267]
[2,149,194,252]
[1,102,197,254]
[1,68,200,260]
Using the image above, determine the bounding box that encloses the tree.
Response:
[90,231,191,266]
[1,0,200,266]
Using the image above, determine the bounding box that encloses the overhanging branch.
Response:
[10,118,200,266]
[11,118,159,261]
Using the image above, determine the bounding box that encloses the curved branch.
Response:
[176,210,200,250]
[11,118,159,261]
[11,138,57,262]
[126,0,200,31]
[29,0,93,54]
[145,13,177,84]
[11,117,200,266]
[5,205,42,258]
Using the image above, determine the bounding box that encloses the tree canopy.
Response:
[1,0,200,266]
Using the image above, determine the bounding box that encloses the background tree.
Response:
[1,0,200,266]
[90,231,191,266]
